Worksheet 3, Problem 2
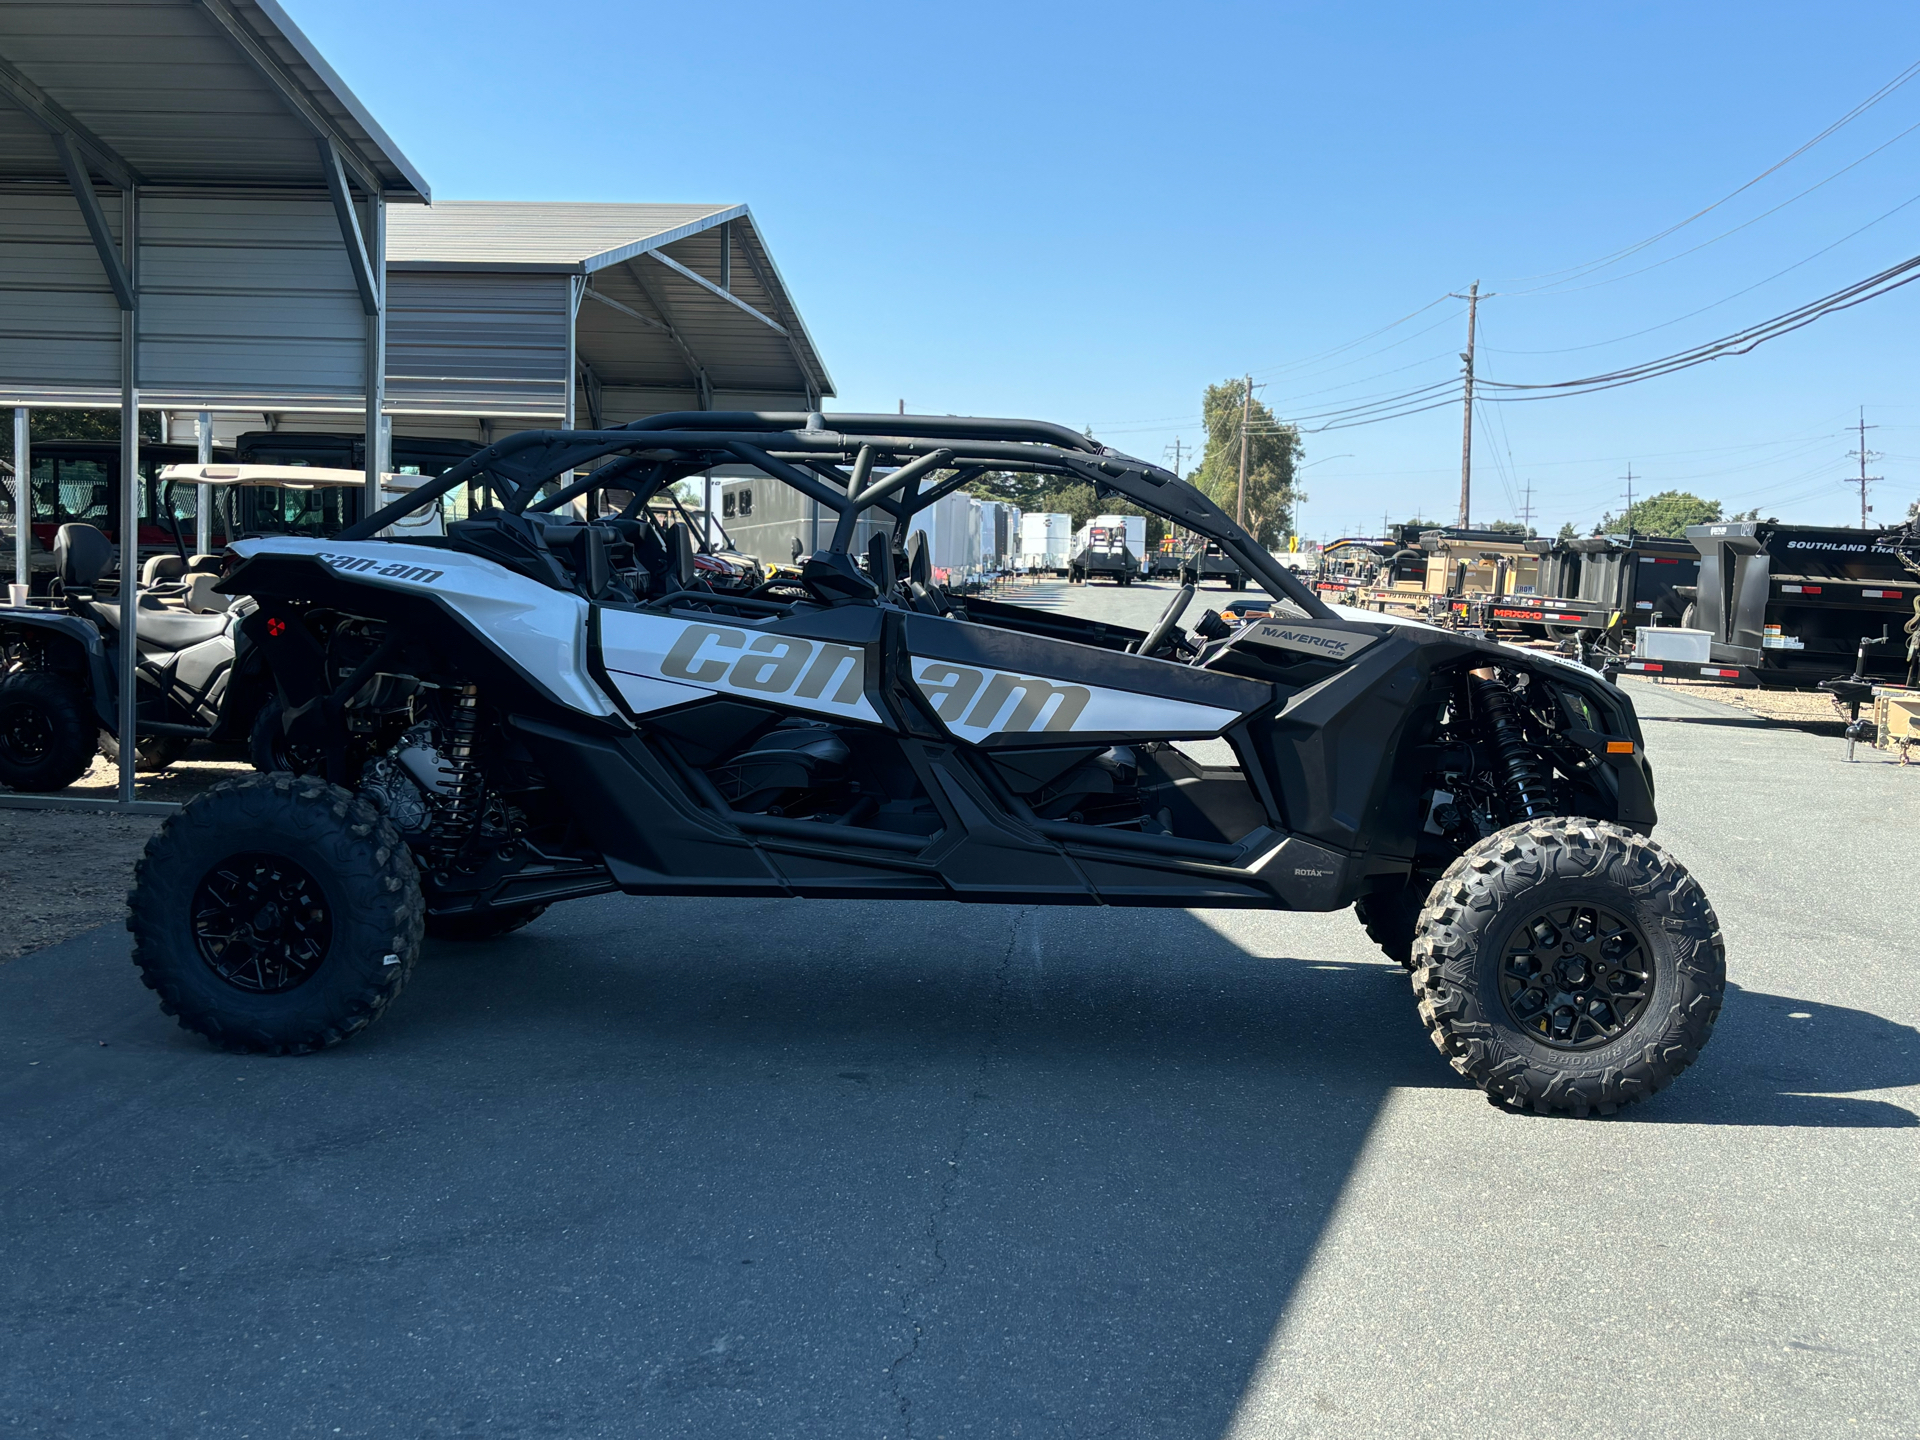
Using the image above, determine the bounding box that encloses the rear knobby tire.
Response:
[1410,817,1724,1117]
[425,903,548,942]
[1355,877,1436,969]
[0,671,96,791]
[127,773,424,1054]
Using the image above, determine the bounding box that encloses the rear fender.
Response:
[1,612,115,728]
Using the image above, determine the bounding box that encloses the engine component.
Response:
[1469,673,1555,821]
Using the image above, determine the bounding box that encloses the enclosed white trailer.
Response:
[1019,512,1073,573]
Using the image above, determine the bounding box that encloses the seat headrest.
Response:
[668,522,697,589]
[907,530,932,588]
[53,524,114,592]
[865,531,897,593]
[142,554,187,587]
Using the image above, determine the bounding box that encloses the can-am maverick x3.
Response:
[127,414,1724,1115]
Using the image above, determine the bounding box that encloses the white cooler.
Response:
[1635,628,1712,663]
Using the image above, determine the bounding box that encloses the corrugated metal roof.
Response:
[0,0,427,197]
[388,201,835,402]
[387,202,741,272]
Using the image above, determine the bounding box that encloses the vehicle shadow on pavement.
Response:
[0,900,1437,1439]
[1,902,1911,1438]
[1637,982,1919,1128]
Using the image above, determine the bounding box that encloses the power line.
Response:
[1480,256,1919,401]
[1504,124,1918,302]
[1494,62,1919,291]
[1484,194,1919,355]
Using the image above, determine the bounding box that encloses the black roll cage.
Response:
[338,412,1334,620]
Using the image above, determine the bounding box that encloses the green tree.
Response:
[1192,378,1301,549]
[1556,521,1579,541]
[1597,490,1722,536]
[1482,518,1535,537]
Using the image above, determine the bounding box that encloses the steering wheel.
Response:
[1135,582,1196,659]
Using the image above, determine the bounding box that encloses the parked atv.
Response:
[125,412,1725,1115]
[0,523,270,790]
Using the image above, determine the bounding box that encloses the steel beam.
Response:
[11,407,27,595]
[362,191,386,509]
[195,411,213,553]
[581,284,667,332]
[320,139,379,315]
[730,226,826,403]
[623,261,713,408]
[194,0,383,195]
[52,134,134,311]
[646,250,786,334]
[116,187,140,803]
[0,51,140,189]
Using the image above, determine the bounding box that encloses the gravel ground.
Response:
[0,747,249,964]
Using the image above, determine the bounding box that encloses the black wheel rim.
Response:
[191,852,333,993]
[0,699,54,765]
[1499,902,1653,1050]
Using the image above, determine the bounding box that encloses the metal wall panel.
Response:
[140,192,367,407]
[0,189,122,397]
[385,271,570,417]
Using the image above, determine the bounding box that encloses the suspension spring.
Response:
[1468,674,1556,822]
[430,684,485,869]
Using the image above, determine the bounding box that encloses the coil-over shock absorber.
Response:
[429,683,485,869]
[1467,672,1556,822]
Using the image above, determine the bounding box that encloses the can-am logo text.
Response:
[315,552,444,584]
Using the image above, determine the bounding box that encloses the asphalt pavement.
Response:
[1,579,1914,1439]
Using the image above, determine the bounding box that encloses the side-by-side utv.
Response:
[123,414,1725,1116]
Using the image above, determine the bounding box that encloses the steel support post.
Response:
[116,186,140,803]
[361,190,386,514]
[11,406,27,597]
[195,410,212,553]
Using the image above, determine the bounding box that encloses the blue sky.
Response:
[297,0,1919,538]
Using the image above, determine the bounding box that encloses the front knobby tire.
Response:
[127,773,424,1054]
[1410,817,1724,1117]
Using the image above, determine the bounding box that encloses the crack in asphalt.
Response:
[886,906,1032,1437]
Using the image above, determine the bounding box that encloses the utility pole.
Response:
[1450,281,1482,528]
[1519,477,1535,537]
[1236,373,1252,529]
[1381,507,1391,540]
[1164,437,1187,544]
[1848,406,1881,529]
[1621,465,1636,540]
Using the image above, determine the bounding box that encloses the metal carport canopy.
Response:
[0,0,427,808]
[383,202,834,427]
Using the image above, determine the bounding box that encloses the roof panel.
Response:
[0,0,427,196]
[387,202,740,270]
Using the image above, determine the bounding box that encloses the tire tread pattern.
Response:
[1409,816,1725,1117]
[126,773,425,1054]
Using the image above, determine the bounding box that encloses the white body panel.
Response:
[597,609,882,725]
[909,657,1239,745]
[231,537,613,716]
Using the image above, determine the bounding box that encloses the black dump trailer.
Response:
[1068,523,1139,584]
[1176,540,1245,589]
[1677,521,1915,687]
[1564,534,1701,627]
